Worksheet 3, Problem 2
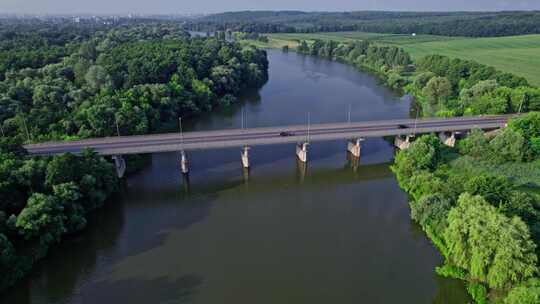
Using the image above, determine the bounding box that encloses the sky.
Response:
[1,0,539,15]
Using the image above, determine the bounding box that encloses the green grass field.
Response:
[262,32,540,86]
[401,35,540,86]
[269,32,463,45]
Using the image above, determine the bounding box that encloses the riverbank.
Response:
[391,114,540,303]
[248,32,540,87]
[239,35,540,303]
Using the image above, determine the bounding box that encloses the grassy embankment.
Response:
[254,32,540,87]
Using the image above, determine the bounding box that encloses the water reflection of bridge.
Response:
[176,161,395,196]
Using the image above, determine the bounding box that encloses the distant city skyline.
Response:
[1,0,540,15]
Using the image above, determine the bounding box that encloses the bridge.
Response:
[24,115,513,177]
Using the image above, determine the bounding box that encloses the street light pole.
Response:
[307,112,311,143]
[179,117,184,147]
[115,119,121,137]
[413,105,419,136]
[241,108,245,130]
[348,104,351,124]
[518,98,525,114]
[21,116,30,141]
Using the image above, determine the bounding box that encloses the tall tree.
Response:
[423,76,452,106]
[444,193,538,290]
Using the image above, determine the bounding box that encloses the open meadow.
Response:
[265,32,540,86]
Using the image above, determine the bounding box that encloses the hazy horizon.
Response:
[1,0,540,15]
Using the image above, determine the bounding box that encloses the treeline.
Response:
[296,39,412,75]
[0,139,118,291]
[411,55,539,117]
[187,10,540,37]
[392,113,540,303]
[232,31,269,43]
[0,19,189,82]
[0,21,268,292]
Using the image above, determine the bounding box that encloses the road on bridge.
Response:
[24,115,513,156]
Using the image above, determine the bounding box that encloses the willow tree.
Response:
[444,193,538,290]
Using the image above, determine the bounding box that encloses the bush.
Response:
[489,128,526,163]
[467,282,488,304]
[444,193,538,290]
[392,134,441,185]
[410,193,452,234]
[458,128,489,158]
[435,264,466,280]
[463,173,513,206]
[504,279,540,304]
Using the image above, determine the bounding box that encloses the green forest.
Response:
[392,115,540,304]
[0,20,268,291]
[187,11,540,37]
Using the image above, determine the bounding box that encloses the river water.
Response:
[1,49,471,303]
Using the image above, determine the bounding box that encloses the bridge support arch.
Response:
[112,155,126,178]
[296,158,307,183]
[180,150,189,174]
[296,142,309,163]
[181,172,191,193]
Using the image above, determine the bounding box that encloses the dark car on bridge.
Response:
[397,124,409,129]
[279,131,295,137]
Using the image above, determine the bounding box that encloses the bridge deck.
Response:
[24,115,513,156]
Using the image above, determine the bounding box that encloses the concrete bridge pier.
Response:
[346,150,360,171]
[296,142,309,163]
[242,167,250,183]
[241,146,250,168]
[181,171,191,193]
[439,132,457,147]
[394,135,413,150]
[112,155,126,178]
[180,150,189,174]
[347,138,364,158]
[296,158,307,183]
[347,138,363,171]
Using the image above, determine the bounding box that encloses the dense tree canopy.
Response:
[0,19,269,293]
[392,118,540,302]
[0,22,268,141]
[445,193,537,290]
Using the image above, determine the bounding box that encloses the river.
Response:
[1,49,471,303]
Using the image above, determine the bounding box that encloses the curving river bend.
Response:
[1,49,471,304]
